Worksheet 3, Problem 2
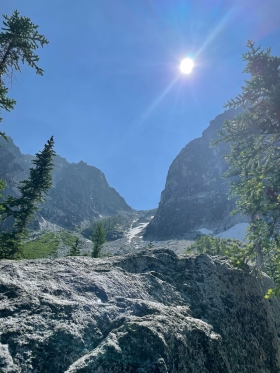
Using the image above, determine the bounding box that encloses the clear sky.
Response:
[1,0,280,210]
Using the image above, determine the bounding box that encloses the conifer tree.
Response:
[148,239,154,249]
[213,41,280,270]
[0,179,5,210]
[0,10,49,138]
[0,137,55,259]
[91,222,106,258]
[69,238,81,256]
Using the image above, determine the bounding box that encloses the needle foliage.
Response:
[213,41,280,296]
[0,10,48,138]
[91,222,106,258]
[0,137,55,259]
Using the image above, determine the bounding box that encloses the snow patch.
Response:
[215,223,249,241]
[197,228,214,235]
[126,222,149,243]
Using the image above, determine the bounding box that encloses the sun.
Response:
[180,58,194,74]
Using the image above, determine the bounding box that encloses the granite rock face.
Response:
[40,160,131,229]
[0,249,280,372]
[0,137,132,229]
[145,109,248,240]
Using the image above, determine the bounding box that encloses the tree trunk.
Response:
[250,213,265,271]
[256,242,264,271]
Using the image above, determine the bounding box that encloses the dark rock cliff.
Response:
[0,249,279,372]
[0,137,132,229]
[145,109,248,240]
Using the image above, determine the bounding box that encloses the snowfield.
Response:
[197,223,249,241]
[197,228,214,235]
[215,223,249,241]
[126,222,150,243]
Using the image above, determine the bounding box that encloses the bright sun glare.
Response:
[180,58,194,74]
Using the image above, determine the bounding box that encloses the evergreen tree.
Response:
[69,238,81,256]
[186,236,248,267]
[213,41,280,270]
[0,11,49,211]
[0,10,49,138]
[91,222,106,258]
[0,137,56,259]
[148,239,154,249]
[0,179,5,211]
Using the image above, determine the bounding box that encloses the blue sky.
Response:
[1,0,280,210]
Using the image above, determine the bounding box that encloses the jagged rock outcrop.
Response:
[40,160,132,228]
[0,137,132,229]
[145,109,248,240]
[0,249,279,372]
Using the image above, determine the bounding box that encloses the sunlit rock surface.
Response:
[145,109,249,240]
[0,249,280,372]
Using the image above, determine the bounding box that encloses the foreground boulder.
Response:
[0,249,279,372]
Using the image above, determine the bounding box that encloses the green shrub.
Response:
[60,231,78,247]
[81,214,128,240]
[186,235,249,268]
[21,233,60,259]
[21,231,79,259]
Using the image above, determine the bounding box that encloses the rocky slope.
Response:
[145,109,248,240]
[0,249,279,373]
[0,136,132,229]
[25,210,193,260]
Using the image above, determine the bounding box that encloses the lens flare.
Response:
[180,58,194,74]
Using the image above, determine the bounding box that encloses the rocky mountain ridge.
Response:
[0,136,132,230]
[145,109,249,240]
